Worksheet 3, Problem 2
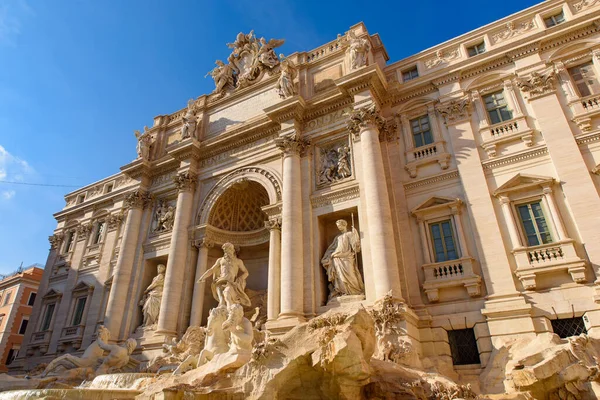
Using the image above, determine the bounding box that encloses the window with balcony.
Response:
[71,297,87,326]
[467,42,486,57]
[568,62,600,98]
[483,91,513,125]
[494,174,587,290]
[63,231,74,254]
[18,317,28,335]
[544,11,565,28]
[410,115,433,148]
[517,201,553,247]
[430,220,459,262]
[412,197,482,302]
[91,221,105,245]
[402,66,419,82]
[448,328,480,365]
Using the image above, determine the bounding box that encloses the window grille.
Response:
[448,328,480,365]
[517,201,552,246]
[410,116,433,148]
[429,220,459,262]
[483,91,512,125]
[544,11,565,28]
[467,42,486,57]
[551,317,587,339]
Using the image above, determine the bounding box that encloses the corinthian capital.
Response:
[195,237,215,249]
[48,233,64,249]
[264,216,282,231]
[436,97,472,125]
[347,104,385,139]
[124,190,153,209]
[275,136,310,157]
[173,172,197,192]
[517,71,557,99]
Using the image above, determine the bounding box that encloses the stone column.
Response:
[189,238,213,327]
[400,114,413,150]
[157,172,197,336]
[498,195,522,250]
[349,104,403,301]
[417,219,432,264]
[104,190,151,337]
[276,137,308,320]
[517,70,600,284]
[265,217,282,321]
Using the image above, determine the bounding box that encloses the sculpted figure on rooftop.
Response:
[206,60,235,96]
[134,128,152,160]
[181,99,197,139]
[275,54,297,99]
[347,30,370,69]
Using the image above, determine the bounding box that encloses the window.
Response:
[410,116,434,148]
[104,184,113,194]
[2,292,12,306]
[551,317,587,338]
[544,11,565,28]
[92,222,105,245]
[27,292,36,306]
[76,194,86,204]
[429,220,459,262]
[402,67,419,82]
[483,91,513,124]
[18,317,28,335]
[63,231,74,253]
[41,303,55,331]
[517,201,552,246]
[448,329,480,365]
[467,42,486,57]
[5,348,18,365]
[568,62,600,98]
[72,297,87,326]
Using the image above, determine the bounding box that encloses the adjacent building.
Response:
[11,0,600,390]
[0,265,43,373]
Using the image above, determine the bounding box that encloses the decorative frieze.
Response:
[124,190,153,209]
[517,71,557,100]
[152,199,176,233]
[424,48,460,69]
[316,139,353,187]
[436,98,472,125]
[347,104,385,139]
[173,172,197,192]
[490,20,536,44]
[573,0,600,12]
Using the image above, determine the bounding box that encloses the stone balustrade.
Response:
[513,239,587,290]
[405,140,451,178]
[569,93,600,132]
[480,115,534,157]
[58,325,85,350]
[421,257,482,302]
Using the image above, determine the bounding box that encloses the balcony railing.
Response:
[59,325,85,350]
[421,257,482,302]
[569,93,600,132]
[513,240,587,290]
[405,140,451,178]
[480,115,534,157]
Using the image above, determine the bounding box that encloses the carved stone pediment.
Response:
[493,173,555,196]
[42,288,63,300]
[411,196,462,215]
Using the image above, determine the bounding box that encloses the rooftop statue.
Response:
[347,30,370,69]
[275,54,297,99]
[207,31,285,95]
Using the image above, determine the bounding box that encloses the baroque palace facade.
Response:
[12,0,600,388]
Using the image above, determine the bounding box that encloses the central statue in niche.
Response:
[321,219,365,300]
[199,242,251,308]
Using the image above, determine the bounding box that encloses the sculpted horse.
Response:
[173,306,230,375]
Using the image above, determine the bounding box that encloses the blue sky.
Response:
[0,0,539,274]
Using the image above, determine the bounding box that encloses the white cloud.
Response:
[0,144,33,200]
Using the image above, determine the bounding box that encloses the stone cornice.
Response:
[335,64,388,107]
[310,184,360,208]
[481,146,549,170]
[120,159,152,181]
[264,96,306,123]
[166,139,202,162]
[403,170,460,192]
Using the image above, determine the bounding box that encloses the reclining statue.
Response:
[40,325,110,377]
[96,337,137,375]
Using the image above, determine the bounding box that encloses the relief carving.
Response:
[153,200,176,233]
[517,71,557,99]
[317,144,352,186]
